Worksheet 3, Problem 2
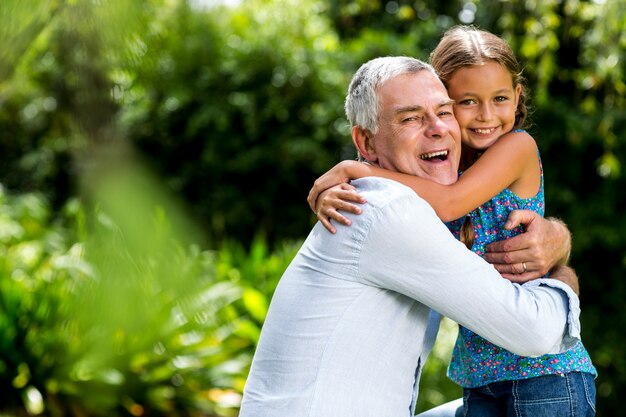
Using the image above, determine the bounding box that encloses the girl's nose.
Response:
[477,103,493,121]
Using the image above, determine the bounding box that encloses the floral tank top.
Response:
[445,132,597,388]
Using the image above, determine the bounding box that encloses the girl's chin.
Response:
[464,138,497,151]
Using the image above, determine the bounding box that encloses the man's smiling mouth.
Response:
[419,150,449,161]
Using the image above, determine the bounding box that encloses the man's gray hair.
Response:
[345,56,437,134]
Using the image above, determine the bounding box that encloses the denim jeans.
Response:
[462,372,596,417]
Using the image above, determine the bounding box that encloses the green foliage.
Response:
[0,154,300,416]
[121,0,351,246]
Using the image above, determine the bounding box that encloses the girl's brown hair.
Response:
[430,25,528,129]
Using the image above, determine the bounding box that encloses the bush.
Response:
[0,162,299,416]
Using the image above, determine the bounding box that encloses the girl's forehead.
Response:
[448,61,514,87]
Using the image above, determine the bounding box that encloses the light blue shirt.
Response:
[239,177,581,417]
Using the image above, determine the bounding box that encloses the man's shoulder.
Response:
[336,177,438,237]
[351,177,421,207]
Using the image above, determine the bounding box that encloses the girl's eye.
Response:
[495,96,509,102]
[458,99,475,105]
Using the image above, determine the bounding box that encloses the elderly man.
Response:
[238,57,579,417]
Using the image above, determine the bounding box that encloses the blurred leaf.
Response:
[242,287,268,323]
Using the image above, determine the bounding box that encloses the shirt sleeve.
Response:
[356,188,580,357]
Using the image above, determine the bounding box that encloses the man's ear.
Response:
[352,126,377,162]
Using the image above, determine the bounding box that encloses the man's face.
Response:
[364,71,461,185]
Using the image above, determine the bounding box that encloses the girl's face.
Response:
[446,60,522,151]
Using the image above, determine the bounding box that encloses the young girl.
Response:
[308,26,597,416]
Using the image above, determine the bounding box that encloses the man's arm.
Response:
[356,186,579,357]
[483,210,571,280]
[548,265,579,296]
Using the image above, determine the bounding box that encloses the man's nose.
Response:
[425,116,450,138]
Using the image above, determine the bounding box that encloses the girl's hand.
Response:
[315,183,366,234]
[307,160,364,213]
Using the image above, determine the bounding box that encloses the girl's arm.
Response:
[309,131,541,222]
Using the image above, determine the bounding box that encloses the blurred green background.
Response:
[0,0,623,415]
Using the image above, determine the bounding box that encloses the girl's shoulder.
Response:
[500,128,535,141]
[492,129,538,152]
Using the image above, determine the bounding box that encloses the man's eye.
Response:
[403,116,423,122]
